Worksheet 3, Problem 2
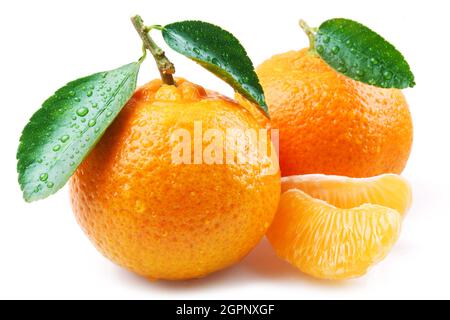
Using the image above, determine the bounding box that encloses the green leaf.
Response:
[17,62,140,202]
[162,20,268,116]
[314,18,415,89]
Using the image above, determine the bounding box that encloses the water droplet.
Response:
[37,158,43,164]
[60,135,70,143]
[39,173,48,182]
[323,36,330,43]
[102,72,108,78]
[72,116,77,121]
[338,66,348,73]
[94,128,100,133]
[331,46,340,54]
[52,145,61,152]
[316,45,324,54]
[91,102,98,108]
[70,162,75,166]
[193,47,200,55]
[211,57,219,66]
[87,90,93,97]
[74,97,81,102]
[345,39,352,46]
[370,58,378,65]
[89,85,95,90]
[356,69,364,76]
[88,119,96,127]
[350,47,356,53]
[383,70,393,80]
[76,107,89,117]
[47,182,54,188]
[69,91,75,97]
[106,111,112,117]
[80,118,86,123]
[368,79,376,85]
[106,87,112,92]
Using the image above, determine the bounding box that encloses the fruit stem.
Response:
[299,19,317,52]
[131,15,175,85]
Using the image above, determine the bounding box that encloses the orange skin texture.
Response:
[256,48,413,177]
[70,78,280,280]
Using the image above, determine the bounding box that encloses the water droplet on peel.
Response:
[47,182,54,188]
[193,47,200,55]
[92,102,98,108]
[69,91,75,97]
[70,162,75,166]
[338,66,348,73]
[106,111,112,117]
[37,158,43,164]
[88,119,96,127]
[106,87,112,92]
[72,116,77,120]
[60,135,70,143]
[89,85,95,90]
[52,145,61,152]
[323,36,330,43]
[356,69,364,76]
[345,39,352,46]
[331,46,340,54]
[94,128,100,133]
[316,45,324,54]
[383,70,393,80]
[74,97,81,102]
[370,58,378,65]
[76,107,89,117]
[87,91,93,97]
[39,173,48,182]
[102,72,108,78]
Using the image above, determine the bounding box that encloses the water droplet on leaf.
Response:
[76,107,89,117]
[383,70,393,80]
[52,145,61,152]
[60,135,70,143]
[39,173,48,182]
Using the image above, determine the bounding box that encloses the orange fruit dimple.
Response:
[70,78,280,280]
[256,48,413,177]
[282,174,412,216]
[267,189,401,280]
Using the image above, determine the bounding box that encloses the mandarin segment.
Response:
[267,189,402,280]
[70,78,280,280]
[282,174,412,216]
[256,49,413,177]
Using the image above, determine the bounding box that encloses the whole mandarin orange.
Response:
[69,78,280,280]
[255,48,413,177]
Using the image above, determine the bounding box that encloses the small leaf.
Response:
[162,21,268,116]
[315,18,415,89]
[17,62,140,202]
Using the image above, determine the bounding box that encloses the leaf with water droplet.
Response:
[161,21,268,117]
[314,18,415,89]
[17,62,140,202]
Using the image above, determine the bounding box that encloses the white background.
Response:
[1,0,449,299]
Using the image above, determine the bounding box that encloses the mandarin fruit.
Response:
[282,174,412,216]
[267,188,401,280]
[70,78,280,280]
[256,48,413,177]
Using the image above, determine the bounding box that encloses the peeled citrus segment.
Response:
[281,174,412,216]
[267,189,402,280]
